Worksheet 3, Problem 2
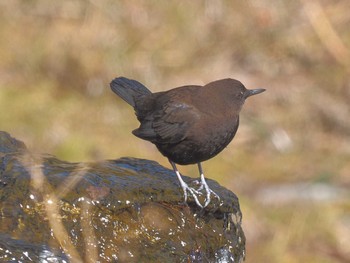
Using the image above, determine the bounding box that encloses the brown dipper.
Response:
[110,77,265,208]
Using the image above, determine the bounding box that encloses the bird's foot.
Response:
[180,181,204,208]
[170,161,207,208]
[193,179,220,208]
[203,187,220,207]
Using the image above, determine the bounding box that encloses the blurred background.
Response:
[1,0,349,262]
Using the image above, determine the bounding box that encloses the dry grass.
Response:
[1,0,350,262]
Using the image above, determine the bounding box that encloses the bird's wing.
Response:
[133,99,200,144]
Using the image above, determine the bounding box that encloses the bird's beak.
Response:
[245,88,266,98]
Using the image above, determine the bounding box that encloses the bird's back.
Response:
[132,85,202,144]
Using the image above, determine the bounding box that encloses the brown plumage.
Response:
[110,77,265,207]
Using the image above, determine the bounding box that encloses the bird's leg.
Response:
[169,160,204,208]
[197,162,220,207]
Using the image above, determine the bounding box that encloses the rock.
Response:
[0,131,245,262]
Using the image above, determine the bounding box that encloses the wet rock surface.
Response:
[0,131,245,262]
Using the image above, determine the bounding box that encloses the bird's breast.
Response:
[187,117,238,154]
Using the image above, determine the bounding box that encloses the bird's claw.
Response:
[171,161,220,208]
[182,185,204,208]
[181,180,220,208]
[202,185,220,208]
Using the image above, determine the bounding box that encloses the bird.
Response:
[110,77,265,208]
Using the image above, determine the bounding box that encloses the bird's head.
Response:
[209,78,265,102]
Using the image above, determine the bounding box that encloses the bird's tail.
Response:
[110,77,152,107]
